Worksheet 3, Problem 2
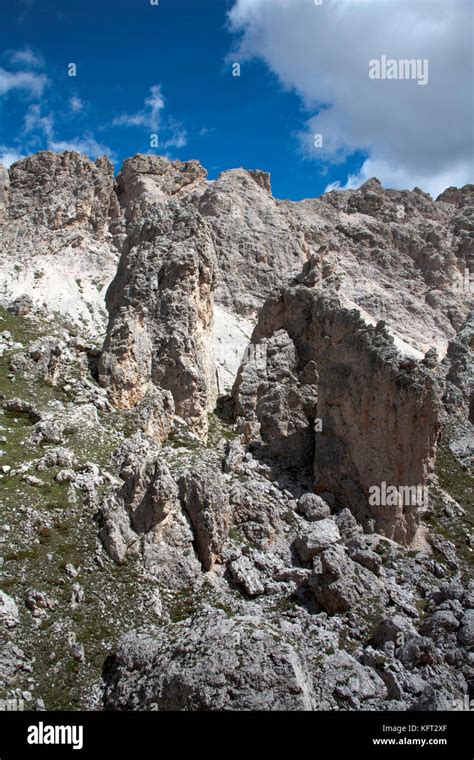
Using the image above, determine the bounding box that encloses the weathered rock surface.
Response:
[308,543,386,614]
[0,164,9,222]
[178,466,231,571]
[0,591,19,628]
[295,519,341,561]
[233,285,442,542]
[0,152,119,330]
[1,149,472,715]
[103,610,316,711]
[98,190,217,439]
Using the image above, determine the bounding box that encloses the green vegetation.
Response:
[0,308,155,709]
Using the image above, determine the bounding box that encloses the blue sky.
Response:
[0,0,472,200]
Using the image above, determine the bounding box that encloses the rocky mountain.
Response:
[0,150,472,712]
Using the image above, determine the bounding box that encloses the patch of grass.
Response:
[168,587,200,623]
[207,411,237,447]
[427,443,474,567]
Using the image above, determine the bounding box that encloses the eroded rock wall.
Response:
[233,283,442,543]
[96,154,220,439]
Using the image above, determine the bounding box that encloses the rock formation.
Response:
[0,150,472,714]
[98,197,217,439]
[233,283,442,543]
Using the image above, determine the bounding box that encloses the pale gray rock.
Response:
[0,591,19,628]
[36,447,76,470]
[347,543,383,575]
[3,398,42,423]
[0,151,120,331]
[178,466,230,571]
[134,389,175,444]
[103,610,316,711]
[234,286,442,543]
[297,493,331,521]
[308,544,386,614]
[228,555,265,597]
[420,610,460,639]
[372,616,419,647]
[99,198,217,440]
[295,519,341,562]
[100,455,179,561]
[0,163,9,222]
[1,150,472,713]
[233,329,318,466]
[457,610,474,647]
[314,651,387,709]
[7,294,33,316]
[25,589,56,618]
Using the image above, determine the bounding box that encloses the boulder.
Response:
[294,519,341,562]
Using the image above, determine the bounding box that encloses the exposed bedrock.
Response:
[233,284,442,543]
[98,199,218,440]
[443,311,474,423]
[0,163,9,222]
[103,611,318,711]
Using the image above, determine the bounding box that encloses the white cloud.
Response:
[9,48,44,68]
[112,84,187,149]
[0,67,47,97]
[325,158,473,199]
[113,84,165,131]
[199,126,216,137]
[0,146,25,168]
[161,122,188,149]
[228,0,473,195]
[69,96,84,113]
[48,134,114,161]
[23,104,54,140]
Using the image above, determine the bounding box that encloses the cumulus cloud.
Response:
[0,46,109,166]
[325,158,473,199]
[0,67,47,97]
[228,0,473,195]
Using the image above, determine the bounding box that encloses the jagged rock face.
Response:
[7,152,117,232]
[195,168,308,316]
[233,328,318,465]
[0,151,120,330]
[233,285,442,543]
[99,436,202,586]
[98,199,217,439]
[195,172,472,356]
[133,388,175,443]
[103,611,317,711]
[116,154,208,225]
[178,466,231,571]
[0,164,9,222]
[2,149,473,714]
[1,151,472,351]
[443,312,474,423]
[442,311,474,469]
[288,180,473,352]
[308,544,386,614]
